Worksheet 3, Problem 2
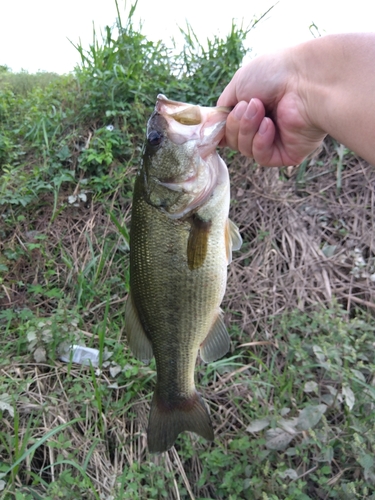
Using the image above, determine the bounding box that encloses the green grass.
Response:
[2,212,375,499]
[1,2,375,499]
[0,66,61,96]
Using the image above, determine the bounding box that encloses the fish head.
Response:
[140,94,231,218]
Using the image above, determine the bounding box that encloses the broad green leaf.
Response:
[246,418,270,433]
[324,446,334,463]
[342,385,355,410]
[27,330,37,342]
[280,407,291,416]
[278,468,298,480]
[278,417,299,434]
[33,346,47,363]
[350,369,366,382]
[295,404,327,431]
[0,393,14,417]
[304,381,318,393]
[313,345,325,362]
[265,428,295,451]
[358,453,374,472]
[109,364,122,378]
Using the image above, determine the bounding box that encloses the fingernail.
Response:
[259,118,268,135]
[245,99,258,120]
[233,102,246,120]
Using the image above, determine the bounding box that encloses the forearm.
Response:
[295,33,375,164]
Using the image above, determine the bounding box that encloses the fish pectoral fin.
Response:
[200,311,230,363]
[147,390,214,453]
[187,215,212,270]
[225,218,242,264]
[229,219,243,251]
[125,292,153,363]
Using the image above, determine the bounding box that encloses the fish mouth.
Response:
[157,173,197,191]
[147,95,230,219]
[156,93,232,117]
[155,94,231,157]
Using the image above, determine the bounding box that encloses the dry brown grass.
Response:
[3,363,165,496]
[1,138,375,498]
[226,139,375,342]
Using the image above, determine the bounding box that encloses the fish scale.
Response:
[125,94,242,452]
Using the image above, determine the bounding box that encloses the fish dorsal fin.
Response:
[200,311,230,363]
[125,292,153,363]
[225,219,242,264]
[187,215,212,270]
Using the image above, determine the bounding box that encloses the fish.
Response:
[125,94,242,453]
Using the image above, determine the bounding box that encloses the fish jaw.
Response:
[156,93,231,158]
[142,95,231,218]
[156,152,227,219]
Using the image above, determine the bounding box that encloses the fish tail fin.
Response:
[147,390,214,453]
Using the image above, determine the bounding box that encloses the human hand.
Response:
[217,49,327,166]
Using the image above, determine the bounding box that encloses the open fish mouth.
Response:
[142,94,232,218]
[155,93,232,157]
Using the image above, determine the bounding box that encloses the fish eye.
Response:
[147,130,163,147]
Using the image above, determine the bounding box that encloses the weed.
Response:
[1,2,375,499]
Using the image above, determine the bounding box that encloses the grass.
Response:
[1,2,375,499]
[2,297,375,499]
[0,66,61,96]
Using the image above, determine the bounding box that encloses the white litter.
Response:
[60,345,100,366]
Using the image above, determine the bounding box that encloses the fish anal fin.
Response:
[187,215,212,270]
[200,312,230,363]
[125,292,153,363]
[225,218,242,264]
[148,390,214,453]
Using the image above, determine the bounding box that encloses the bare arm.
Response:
[217,33,375,166]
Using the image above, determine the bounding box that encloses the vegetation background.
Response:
[1,4,375,499]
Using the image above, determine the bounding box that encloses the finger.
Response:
[236,99,266,157]
[251,117,283,166]
[252,117,308,167]
[252,117,325,167]
[220,101,247,150]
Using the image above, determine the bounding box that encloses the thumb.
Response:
[217,74,239,107]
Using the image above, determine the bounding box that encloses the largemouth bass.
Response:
[125,94,242,453]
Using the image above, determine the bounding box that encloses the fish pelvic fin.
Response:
[147,390,214,453]
[125,291,153,363]
[200,311,230,363]
[225,218,242,264]
[187,214,212,270]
